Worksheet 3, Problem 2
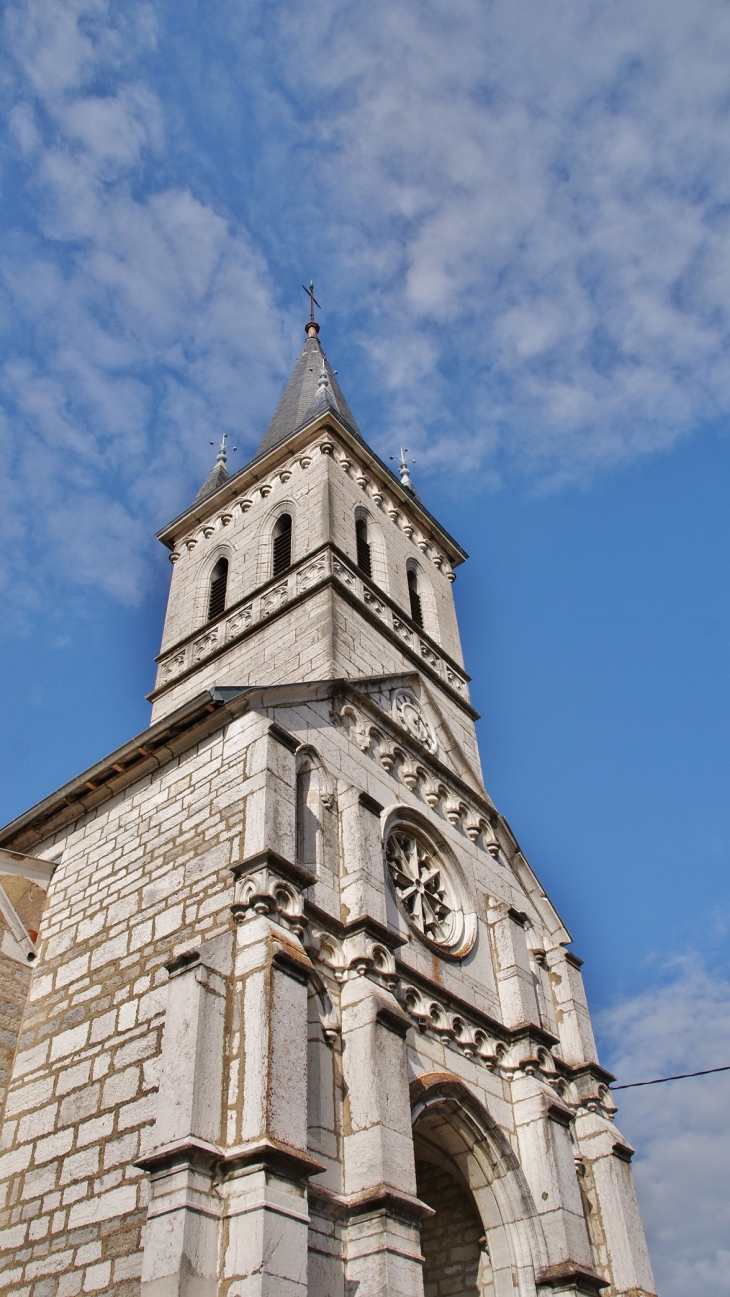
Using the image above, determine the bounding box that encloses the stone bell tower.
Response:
[0,303,656,1297]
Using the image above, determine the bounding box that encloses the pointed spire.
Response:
[256,292,360,457]
[192,433,236,505]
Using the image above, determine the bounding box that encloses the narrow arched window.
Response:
[408,566,423,628]
[208,557,228,621]
[296,759,321,873]
[355,517,372,578]
[273,514,292,576]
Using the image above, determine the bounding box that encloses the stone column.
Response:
[574,1112,657,1296]
[219,853,322,1297]
[512,1084,602,1292]
[340,973,428,1297]
[137,932,233,1297]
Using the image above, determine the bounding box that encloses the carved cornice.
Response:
[334,689,498,846]
[308,1181,434,1225]
[535,1262,609,1294]
[157,412,467,572]
[218,1137,325,1183]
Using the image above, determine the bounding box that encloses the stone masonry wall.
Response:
[0,711,264,1296]
[0,949,31,1129]
[156,425,465,700]
[416,1161,482,1297]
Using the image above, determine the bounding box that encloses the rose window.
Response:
[385,826,477,957]
[386,829,452,944]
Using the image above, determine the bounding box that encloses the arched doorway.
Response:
[411,1074,546,1297]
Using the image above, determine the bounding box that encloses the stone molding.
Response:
[301,914,617,1122]
[304,919,401,991]
[159,417,465,581]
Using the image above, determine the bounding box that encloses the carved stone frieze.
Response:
[304,923,398,990]
[226,605,252,639]
[363,589,385,616]
[393,617,413,643]
[160,650,186,681]
[261,581,289,617]
[335,700,492,848]
[333,557,356,586]
[297,556,328,591]
[193,630,218,662]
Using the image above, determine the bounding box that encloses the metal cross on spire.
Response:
[302,280,321,323]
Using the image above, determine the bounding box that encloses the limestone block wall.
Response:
[0,710,267,1295]
[0,954,31,1128]
[415,1162,482,1297]
[159,451,331,655]
[151,581,481,777]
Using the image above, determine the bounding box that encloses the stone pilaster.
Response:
[220,849,321,1297]
[136,932,233,1297]
[574,1110,657,1297]
[488,903,542,1029]
[509,1049,607,1297]
[339,974,428,1297]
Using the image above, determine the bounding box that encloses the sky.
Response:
[1,1,729,1291]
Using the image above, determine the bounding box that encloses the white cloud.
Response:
[4,0,730,606]
[0,0,291,616]
[268,0,730,478]
[598,959,730,1297]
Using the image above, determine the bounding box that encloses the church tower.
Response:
[0,305,656,1297]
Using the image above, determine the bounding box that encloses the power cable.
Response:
[610,1064,730,1090]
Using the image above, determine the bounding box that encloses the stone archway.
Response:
[411,1074,547,1297]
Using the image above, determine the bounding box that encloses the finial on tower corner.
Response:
[390,446,417,494]
[302,280,321,336]
[209,432,237,465]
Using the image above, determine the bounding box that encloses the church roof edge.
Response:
[157,410,468,565]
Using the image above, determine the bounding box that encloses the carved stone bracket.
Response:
[229,851,315,936]
[304,920,400,990]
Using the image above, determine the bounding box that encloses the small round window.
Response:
[385,825,476,958]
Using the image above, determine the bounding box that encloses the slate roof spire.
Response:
[193,432,233,505]
[256,299,361,458]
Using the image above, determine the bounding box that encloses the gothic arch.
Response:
[295,746,335,878]
[354,504,389,593]
[195,543,234,627]
[411,1073,548,1295]
[405,556,437,637]
[254,499,297,587]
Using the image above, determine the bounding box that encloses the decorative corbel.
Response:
[229,851,314,937]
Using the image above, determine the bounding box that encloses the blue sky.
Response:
[1,1,730,1291]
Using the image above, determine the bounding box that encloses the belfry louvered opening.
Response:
[273,514,292,576]
[408,566,424,628]
[355,518,372,578]
[208,558,229,622]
